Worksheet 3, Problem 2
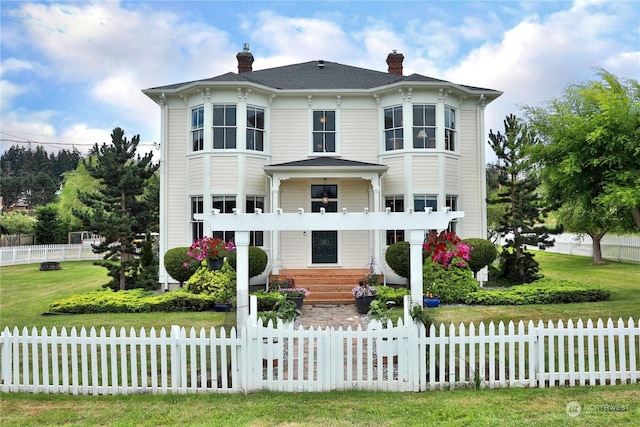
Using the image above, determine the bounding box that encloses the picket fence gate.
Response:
[2,312,638,394]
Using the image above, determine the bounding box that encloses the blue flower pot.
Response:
[423,297,440,308]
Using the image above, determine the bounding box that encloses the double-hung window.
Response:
[413,105,436,149]
[246,196,264,246]
[446,195,458,232]
[191,106,204,152]
[191,196,204,241]
[246,106,264,151]
[385,196,404,245]
[213,105,236,149]
[414,195,438,212]
[313,110,336,153]
[384,106,403,150]
[212,195,236,242]
[445,106,456,151]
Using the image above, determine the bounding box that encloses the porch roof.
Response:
[263,157,388,176]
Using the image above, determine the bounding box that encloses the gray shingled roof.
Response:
[145,60,497,93]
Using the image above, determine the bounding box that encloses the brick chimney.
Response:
[386,50,404,76]
[236,43,254,73]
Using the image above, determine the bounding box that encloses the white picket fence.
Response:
[0,244,103,266]
[1,300,638,394]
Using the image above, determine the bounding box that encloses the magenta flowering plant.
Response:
[352,283,377,298]
[186,237,235,262]
[423,231,472,268]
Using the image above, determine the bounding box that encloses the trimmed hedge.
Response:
[48,289,217,314]
[164,247,200,286]
[376,285,409,306]
[227,246,268,278]
[423,260,479,304]
[465,279,611,305]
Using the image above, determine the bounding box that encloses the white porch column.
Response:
[409,229,424,306]
[371,177,383,274]
[235,230,250,335]
[270,177,281,274]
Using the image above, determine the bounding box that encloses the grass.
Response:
[1,254,639,425]
[0,261,236,331]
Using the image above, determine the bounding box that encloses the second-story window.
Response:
[313,110,336,153]
[384,106,403,150]
[247,106,264,151]
[213,105,236,149]
[445,106,456,151]
[191,106,204,152]
[413,105,436,149]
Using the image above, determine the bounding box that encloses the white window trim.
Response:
[308,108,341,156]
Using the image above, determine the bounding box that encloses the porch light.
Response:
[322,178,329,205]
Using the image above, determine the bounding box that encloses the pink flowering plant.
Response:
[186,237,235,263]
[352,283,377,298]
[423,231,472,268]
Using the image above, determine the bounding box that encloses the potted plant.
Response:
[212,288,234,312]
[423,291,440,308]
[277,286,310,310]
[352,282,377,314]
[186,236,236,270]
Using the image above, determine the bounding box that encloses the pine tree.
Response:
[75,128,159,290]
[488,114,556,284]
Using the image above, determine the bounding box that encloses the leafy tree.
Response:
[0,211,37,236]
[75,127,159,290]
[0,145,81,208]
[57,159,102,231]
[526,69,640,231]
[488,114,556,284]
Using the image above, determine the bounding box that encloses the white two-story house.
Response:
[143,45,501,294]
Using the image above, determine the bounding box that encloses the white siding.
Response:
[444,156,460,193]
[340,110,379,162]
[382,157,405,194]
[245,156,268,195]
[270,110,308,163]
[412,156,439,190]
[166,108,189,249]
[187,157,203,191]
[458,109,483,238]
[279,180,309,267]
[210,156,238,190]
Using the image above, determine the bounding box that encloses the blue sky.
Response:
[1,1,638,161]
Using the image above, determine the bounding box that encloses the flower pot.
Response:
[207,258,224,271]
[213,302,232,312]
[286,295,304,310]
[355,295,375,314]
[423,297,440,308]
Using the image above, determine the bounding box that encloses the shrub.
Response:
[497,248,541,284]
[147,290,216,312]
[164,247,200,286]
[385,241,410,279]
[227,246,268,278]
[465,279,611,305]
[465,238,498,277]
[252,290,284,311]
[376,285,409,306]
[184,262,236,302]
[422,259,479,304]
[48,288,218,314]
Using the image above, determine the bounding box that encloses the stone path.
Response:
[295,303,369,330]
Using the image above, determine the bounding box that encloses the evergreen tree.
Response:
[488,114,556,284]
[75,128,159,290]
[35,204,67,244]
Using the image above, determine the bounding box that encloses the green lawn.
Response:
[1,254,639,426]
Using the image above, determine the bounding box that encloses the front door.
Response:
[311,183,338,264]
[312,231,338,263]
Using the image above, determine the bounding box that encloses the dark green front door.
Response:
[312,231,337,263]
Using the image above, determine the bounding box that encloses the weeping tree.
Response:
[75,128,159,290]
[488,114,556,284]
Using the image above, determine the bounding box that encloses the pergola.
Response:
[195,208,464,331]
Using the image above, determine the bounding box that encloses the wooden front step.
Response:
[271,268,379,305]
